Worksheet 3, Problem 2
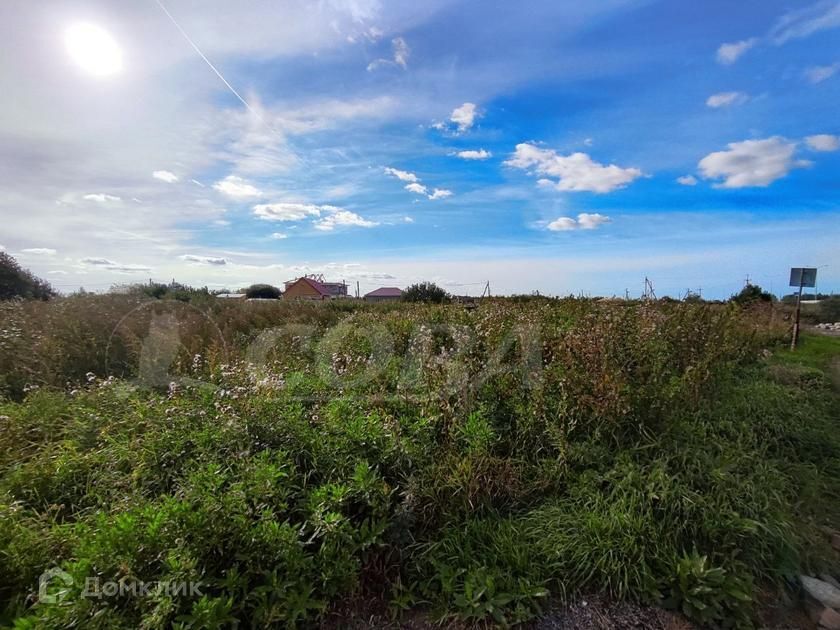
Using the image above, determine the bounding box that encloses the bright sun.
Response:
[65,23,123,77]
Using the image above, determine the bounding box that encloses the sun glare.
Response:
[64,23,123,77]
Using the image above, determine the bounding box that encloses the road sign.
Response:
[789,267,818,351]
[789,267,817,288]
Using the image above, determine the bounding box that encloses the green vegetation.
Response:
[730,283,775,305]
[819,296,840,323]
[772,332,840,389]
[111,281,214,303]
[243,284,282,300]
[402,281,451,304]
[0,252,55,301]
[0,296,838,628]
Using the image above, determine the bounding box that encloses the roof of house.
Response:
[365,287,403,298]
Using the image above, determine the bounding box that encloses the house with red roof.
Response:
[282,275,349,300]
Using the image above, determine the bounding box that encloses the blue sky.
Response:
[1,0,838,297]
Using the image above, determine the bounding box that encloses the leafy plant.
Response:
[661,551,753,628]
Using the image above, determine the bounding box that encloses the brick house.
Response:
[282,275,347,300]
[364,287,403,302]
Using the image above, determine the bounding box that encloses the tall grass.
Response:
[1,296,837,628]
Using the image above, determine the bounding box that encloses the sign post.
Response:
[789,267,817,350]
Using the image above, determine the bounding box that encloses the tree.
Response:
[244,284,281,299]
[0,252,56,300]
[730,283,774,305]
[402,281,451,304]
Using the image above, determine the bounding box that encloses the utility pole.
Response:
[481,281,491,298]
[356,281,360,299]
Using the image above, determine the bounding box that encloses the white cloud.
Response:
[455,149,492,160]
[80,257,116,266]
[547,217,577,231]
[253,203,323,221]
[450,102,480,133]
[221,95,395,176]
[404,183,452,200]
[152,170,179,183]
[212,175,262,198]
[313,210,378,231]
[83,193,121,203]
[393,37,410,69]
[428,188,453,200]
[698,136,811,188]
[805,62,840,83]
[716,38,757,64]
[366,37,410,71]
[254,204,376,230]
[384,167,419,182]
[191,179,205,187]
[677,175,698,186]
[180,254,227,265]
[21,247,57,255]
[577,213,611,229]
[267,96,397,135]
[403,216,414,223]
[103,264,152,274]
[769,0,840,45]
[507,143,643,193]
[405,183,428,195]
[387,168,451,200]
[79,257,151,273]
[546,213,611,232]
[805,134,840,151]
[270,232,288,239]
[212,219,231,227]
[714,4,840,68]
[706,91,748,108]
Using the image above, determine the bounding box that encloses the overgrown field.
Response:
[1,296,839,628]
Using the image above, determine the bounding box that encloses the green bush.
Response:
[402,281,451,304]
[819,296,840,323]
[243,284,282,300]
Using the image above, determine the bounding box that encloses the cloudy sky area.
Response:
[1,0,839,298]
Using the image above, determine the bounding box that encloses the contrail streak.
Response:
[152,0,260,120]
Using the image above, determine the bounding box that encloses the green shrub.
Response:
[819,296,840,323]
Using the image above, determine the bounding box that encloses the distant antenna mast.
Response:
[481,281,491,298]
[643,277,656,300]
